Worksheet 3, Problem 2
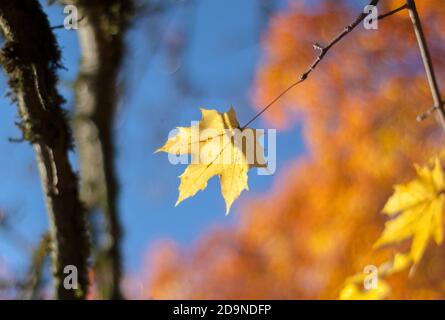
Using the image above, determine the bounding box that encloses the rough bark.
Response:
[62,0,134,299]
[0,0,89,299]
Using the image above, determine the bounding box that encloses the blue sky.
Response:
[0,0,305,277]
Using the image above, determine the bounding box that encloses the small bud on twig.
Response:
[313,42,325,53]
[417,105,439,122]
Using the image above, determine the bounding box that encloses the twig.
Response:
[20,233,51,300]
[378,4,408,20]
[242,0,380,128]
[417,105,439,122]
[406,0,445,131]
[8,136,25,143]
[299,0,380,82]
[51,15,85,29]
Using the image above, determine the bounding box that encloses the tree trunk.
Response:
[63,0,134,299]
[0,0,89,299]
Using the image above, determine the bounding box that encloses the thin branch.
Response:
[406,0,445,131]
[378,4,407,20]
[0,211,33,253]
[50,15,85,29]
[299,0,380,82]
[242,0,380,128]
[0,233,50,299]
[20,233,51,300]
[417,105,439,122]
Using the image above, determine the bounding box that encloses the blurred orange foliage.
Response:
[146,0,445,299]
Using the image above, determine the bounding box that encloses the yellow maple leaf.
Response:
[374,158,445,264]
[339,253,412,300]
[339,280,391,300]
[157,107,266,214]
[379,253,412,276]
[340,159,445,300]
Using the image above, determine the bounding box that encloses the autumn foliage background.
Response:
[147,0,445,299]
[1,0,445,299]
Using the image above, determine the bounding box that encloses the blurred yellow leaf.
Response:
[340,159,445,300]
[157,108,266,214]
[339,281,391,300]
[375,158,445,263]
[339,253,412,300]
[380,253,412,275]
